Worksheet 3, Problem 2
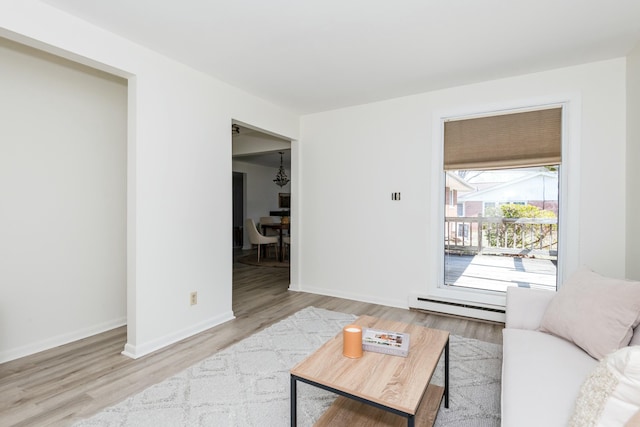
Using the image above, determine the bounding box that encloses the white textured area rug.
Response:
[73,307,502,427]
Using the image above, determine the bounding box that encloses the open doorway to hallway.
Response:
[231,122,292,302]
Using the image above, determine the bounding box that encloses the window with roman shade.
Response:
[442,106,562,295]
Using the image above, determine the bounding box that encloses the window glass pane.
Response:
[444,166,558,292]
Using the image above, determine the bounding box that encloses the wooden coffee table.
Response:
[290,315,450,427]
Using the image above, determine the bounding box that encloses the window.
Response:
[483,202,495,216]
[443,107,561,293]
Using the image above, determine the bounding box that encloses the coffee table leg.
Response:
[291,375,297,426]
[408,414,415,427]
[444,338,450,408]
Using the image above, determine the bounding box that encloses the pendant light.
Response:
[273,151,290,187]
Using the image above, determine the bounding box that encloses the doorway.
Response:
[231,122,292,278]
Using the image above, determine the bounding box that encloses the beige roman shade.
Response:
[444,107,562,170]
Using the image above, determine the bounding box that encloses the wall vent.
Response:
[412,296,506,322]
[417,297,505,314]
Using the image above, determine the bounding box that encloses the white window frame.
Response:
[427,96,581,308]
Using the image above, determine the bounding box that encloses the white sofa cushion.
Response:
[505,286,555,330]
[502,328,598,427]
[539,267,640,360]
[569,346,640,426]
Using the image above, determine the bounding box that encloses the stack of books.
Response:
[362,328,410,357]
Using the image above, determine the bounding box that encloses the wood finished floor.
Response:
[0,256,504,427]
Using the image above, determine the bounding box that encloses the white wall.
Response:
[0,38,127,362]
[297,59,627,308]
[627,43,640,280]
[0,0,298,360]
[232,160,291,248]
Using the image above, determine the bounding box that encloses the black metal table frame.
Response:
[290,338,449,427]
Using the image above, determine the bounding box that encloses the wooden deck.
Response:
[445,253,557,292]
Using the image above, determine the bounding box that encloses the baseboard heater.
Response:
[413,297,506,323]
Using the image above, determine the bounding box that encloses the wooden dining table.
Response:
[261,223,290,262]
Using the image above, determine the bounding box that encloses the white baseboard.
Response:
[122,311,235,359]
[409,295,506,323]
[0,316,127,364]
[290,285,407,310]
[287,282,301,291]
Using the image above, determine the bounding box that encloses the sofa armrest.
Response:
[505,287,556,330]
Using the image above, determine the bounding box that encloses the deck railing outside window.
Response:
[445,216,558,258]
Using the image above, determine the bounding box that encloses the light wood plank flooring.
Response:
[0,256,504,427]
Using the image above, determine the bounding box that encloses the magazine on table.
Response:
[362,328,410,357]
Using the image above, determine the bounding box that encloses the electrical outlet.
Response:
[190,291,198,306]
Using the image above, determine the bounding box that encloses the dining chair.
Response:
[282,236,290,260]
[245,218,279,262]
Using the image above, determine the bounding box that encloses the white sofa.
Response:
[501,287,600,427]
[501,269,640,427]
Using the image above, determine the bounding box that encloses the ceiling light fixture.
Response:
[273,151,290,187]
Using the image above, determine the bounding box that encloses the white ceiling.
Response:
[42,0,640,115]
[234,150,291,169]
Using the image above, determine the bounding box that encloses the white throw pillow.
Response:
[569,346,640,427]
[539,267,640,360]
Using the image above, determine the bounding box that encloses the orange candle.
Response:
[342,324,363,358]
